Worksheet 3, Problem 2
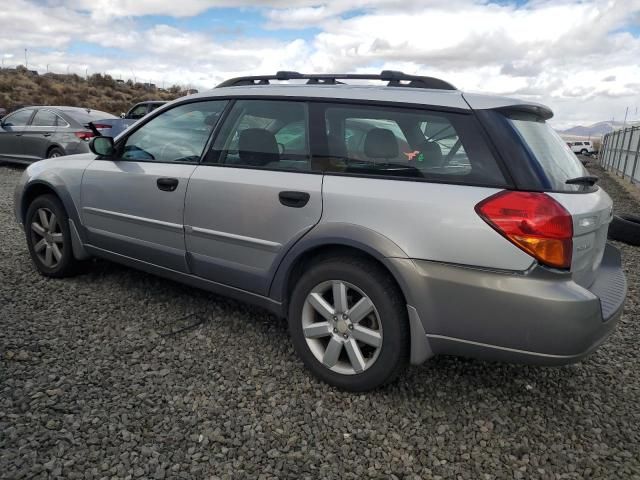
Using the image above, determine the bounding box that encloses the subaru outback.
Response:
[14,71,627,391]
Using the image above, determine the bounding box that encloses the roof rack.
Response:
[216,70,456,90]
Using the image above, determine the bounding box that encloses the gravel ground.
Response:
[1,163,639,480]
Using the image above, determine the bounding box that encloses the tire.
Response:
[25,194,80,277]
[580,149,588,156]
[47,147,65,158]
[608,214,640,246]
[288,256,409,391]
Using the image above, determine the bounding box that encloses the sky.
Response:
[1,0,640,128]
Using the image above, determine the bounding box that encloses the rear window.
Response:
[63,109,117,125]
[320,104,507,186]
[507,114,588,192]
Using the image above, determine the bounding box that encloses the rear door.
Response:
[0,108,35,161]
[184,99,322,295]
[22,108,60,160]
[81,99,228,272]
[507,115,612,287]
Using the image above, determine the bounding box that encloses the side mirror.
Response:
[90,136,115,157]
[120,112,126,119]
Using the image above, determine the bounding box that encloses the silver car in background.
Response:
[13,71,627,391]
[0,106,116,164]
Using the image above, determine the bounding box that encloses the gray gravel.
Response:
[1,163,639,479]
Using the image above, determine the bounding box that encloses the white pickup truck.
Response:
[568,140,595,155]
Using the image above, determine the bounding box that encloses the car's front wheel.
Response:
[25,194,80,277]
[288,256,408,391]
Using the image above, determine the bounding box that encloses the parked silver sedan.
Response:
[0,106,117,164]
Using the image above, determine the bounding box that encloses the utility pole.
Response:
[623,106,629,130]
[24,48,28,69]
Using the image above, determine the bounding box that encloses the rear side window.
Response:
[319,104,506,185]
[32,110,65,127]
[507,114,588,192]
[209,100,311,171]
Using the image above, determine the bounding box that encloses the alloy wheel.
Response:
[30,207,64,268]
[301,280,383,375]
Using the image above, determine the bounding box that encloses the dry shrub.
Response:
[0,67,183,115]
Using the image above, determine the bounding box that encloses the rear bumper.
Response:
[391,244,626,365]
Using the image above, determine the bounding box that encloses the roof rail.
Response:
[216,70,456,90]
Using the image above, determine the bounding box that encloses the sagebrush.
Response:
[0,66,185,116]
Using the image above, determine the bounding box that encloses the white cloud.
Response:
[1,0,640,127]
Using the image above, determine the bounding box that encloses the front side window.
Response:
[321,104,506,184]
[3,109,34,127]
[148,103,164,114]
[128,104,149,119]
[209,100,310,171]
[120,100,227,163]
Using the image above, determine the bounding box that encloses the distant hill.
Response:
[559,121,627,137]
[0,65,186,116]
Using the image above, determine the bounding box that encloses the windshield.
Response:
[508,114,589,192]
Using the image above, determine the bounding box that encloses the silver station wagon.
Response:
[14,71,627,391]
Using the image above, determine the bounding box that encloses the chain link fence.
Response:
[600,125,640,183]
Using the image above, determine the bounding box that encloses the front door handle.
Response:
[157,177,179,192]
[43,133,52,137]
[279,191,310,208]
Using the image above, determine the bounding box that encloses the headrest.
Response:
[364,128,399,159]
[238,128,279,166]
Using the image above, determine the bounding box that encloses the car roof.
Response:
[186,84,553,118]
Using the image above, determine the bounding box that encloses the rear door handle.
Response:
[279,191,310,208]
[157,177,179,192]
[43,133,52,137]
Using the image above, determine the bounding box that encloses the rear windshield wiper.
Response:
[565,175,598,186]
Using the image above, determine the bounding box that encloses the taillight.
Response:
[74,131,95,141]
[475,191,573,269]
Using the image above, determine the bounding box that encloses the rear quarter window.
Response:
[507,113,589,192]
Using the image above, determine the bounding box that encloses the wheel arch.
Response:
[20,180,89,260]
[270,223,412,308]
[46,144,65,158]
[270,223,433,365]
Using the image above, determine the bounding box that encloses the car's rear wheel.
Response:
[288,256,408,391]
[580,148,588,155]
[47,147,65,158]
[25,194,80,277]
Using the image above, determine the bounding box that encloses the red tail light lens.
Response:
[475,191,573,269]
[74,131,95,141]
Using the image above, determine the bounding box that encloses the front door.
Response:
[81,99,228,272]
[184,99,323,295]
[0,108,35,162]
